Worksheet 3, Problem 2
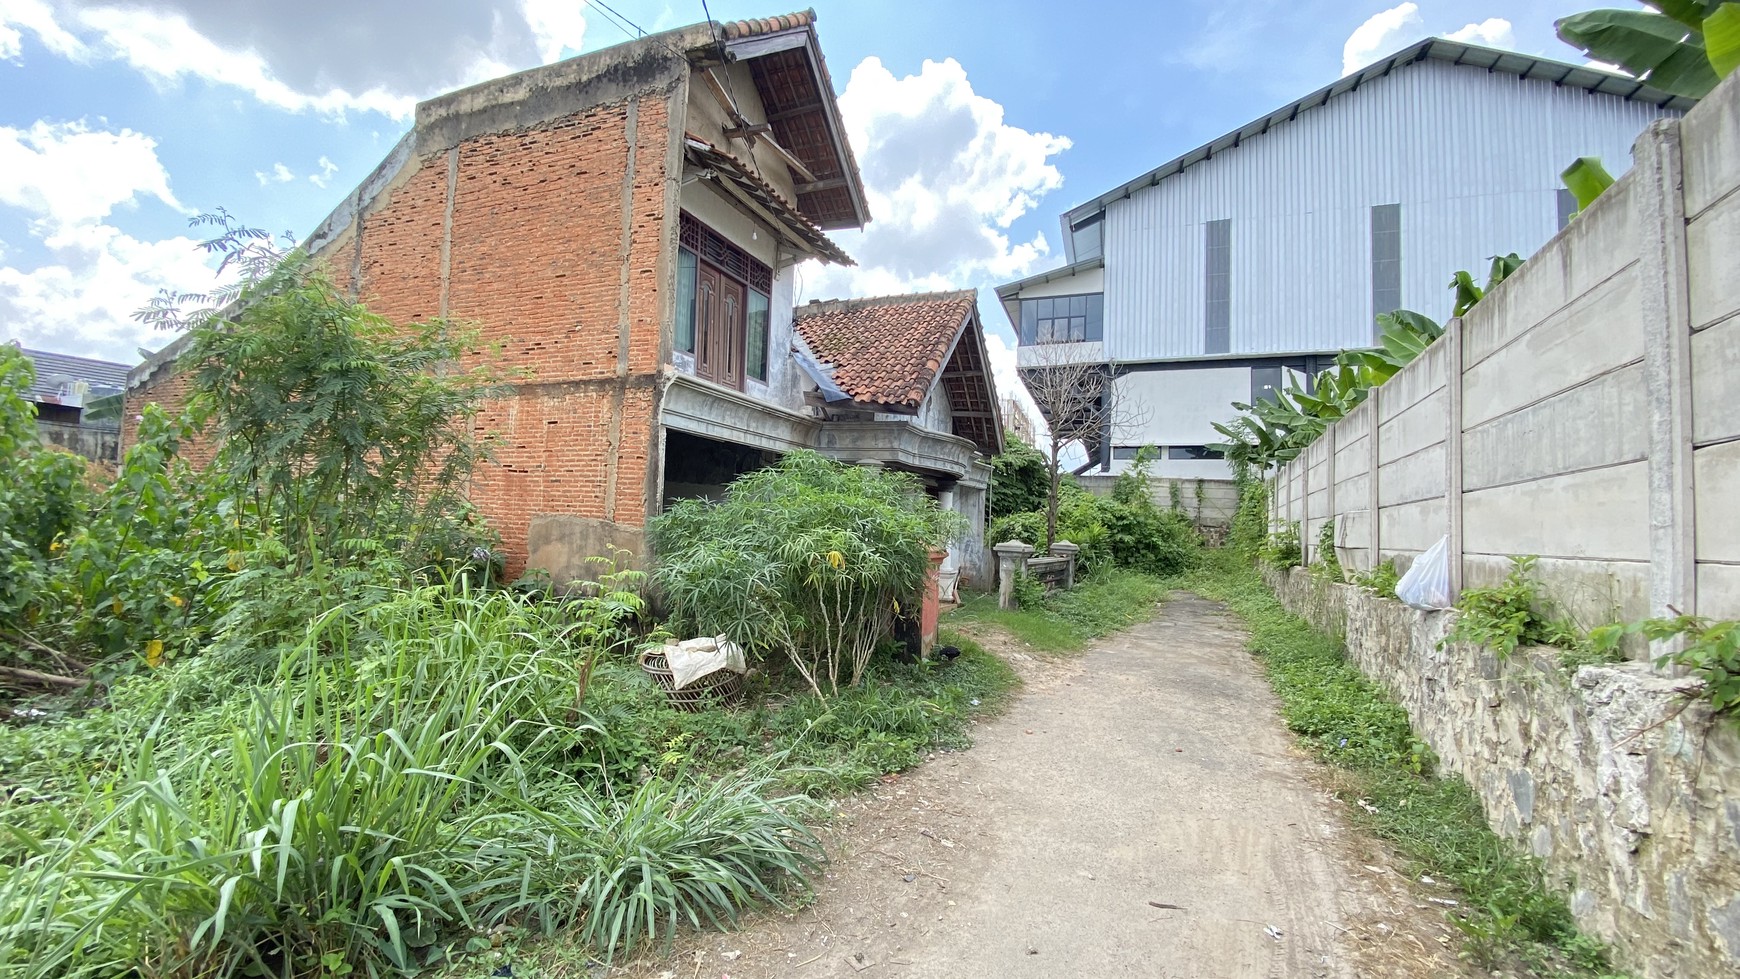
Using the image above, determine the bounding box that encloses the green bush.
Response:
[648,451,962,698]
[1444,556,1584,658]
[988,433,1049,518]
[1260,522,1302,570]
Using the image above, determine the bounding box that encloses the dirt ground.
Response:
[610,592,1483,979]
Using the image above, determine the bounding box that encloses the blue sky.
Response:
[0,0,1617,378]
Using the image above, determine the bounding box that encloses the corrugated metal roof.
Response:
[14,346,132,407]
[1062,38,1695,228]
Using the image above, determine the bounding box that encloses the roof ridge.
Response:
[720,9,816,40]
[794,288,976,317]
[1061,36,1690,223]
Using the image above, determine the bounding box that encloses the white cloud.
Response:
[802,56,1069,302]
[521,0,587,63]
[0,119,213,361]
[254,161,294,186]
[0,0,84,60]
[310,155,339,189]
[1444,17,1515,49]
[0,1,591,121]
[1344,6,1520,76]
[794,57,1067,436]
[1343,3,1422,75]
[0,120,183,227]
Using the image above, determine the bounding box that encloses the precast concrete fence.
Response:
[1270,72,1740,638]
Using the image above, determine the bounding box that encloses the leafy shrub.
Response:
[1260,522,1302,569]
[1227,476,1269,559]
[1351,560,1400,599]
[1444,556,1584,658]
[1592,614,1740,715]
[988,434,1049,518]
[1312,519,1343,581]
[648,451,962,698]
[1010,570,1047,609]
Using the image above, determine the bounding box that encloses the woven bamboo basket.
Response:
[638,648,745,711]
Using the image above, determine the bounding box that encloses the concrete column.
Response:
[1444,319,1465,601]
[1322,423,1337,565]
[1634,119,1697,632]
[1368,385,1382,570]
[1050,540,1080,589]
[993,541,1035,610]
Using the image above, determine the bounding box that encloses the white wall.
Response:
[1101,60,1674,362]
[1017,265,1104,299]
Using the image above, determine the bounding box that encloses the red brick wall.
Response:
[126,89,678,577]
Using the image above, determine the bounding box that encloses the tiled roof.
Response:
[684,135,853,265]
[14,345,131,406]
[720,9,815,39]
[793,290,976,408]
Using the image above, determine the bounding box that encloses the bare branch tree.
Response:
[1017,343,1151,548]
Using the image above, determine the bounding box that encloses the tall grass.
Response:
[0,585,821,978]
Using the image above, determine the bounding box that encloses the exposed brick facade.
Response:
[127,85,680,579]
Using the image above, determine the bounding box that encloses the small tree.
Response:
[988,433,1049,519]
[139,213,505,571]
[1017,343,1148,548]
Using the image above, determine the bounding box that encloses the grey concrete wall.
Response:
[1265,566,1740,979]
[1270,70,1740,637]
[1076,474,1240,529]
[37,420,119,464]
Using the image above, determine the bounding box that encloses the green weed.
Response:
[945,569,1168,654]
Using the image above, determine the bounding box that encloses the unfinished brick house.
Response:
[125,10,1002,584]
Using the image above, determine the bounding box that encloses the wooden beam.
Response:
[796,176,848,194]
[758,134,818,183]
[723,123,772,140]
[766,101,824,123]
[702,69,741,121]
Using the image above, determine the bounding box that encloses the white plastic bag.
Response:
[1395,535,1452,610]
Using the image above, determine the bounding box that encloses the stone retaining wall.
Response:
[1263,566,1740,977]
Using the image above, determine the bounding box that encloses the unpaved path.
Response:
[614,592,1473,979]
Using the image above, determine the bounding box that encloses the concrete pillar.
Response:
[1634,119,1697,634]
[993,541,1035,610]
[1368,385,1383,570]
[1444,319,1465,601]
[1050,540,1080,589]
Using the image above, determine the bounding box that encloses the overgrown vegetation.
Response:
[1260,521,1302,570]
[1350,559,1401,600]
[1180,553,1622,978]
[946,569,1171,654]
[1443,556,1588,659]
[647,452,961,698]
[1312,519,1343,581]
[1592,614,1740,716]
[986,444,1199,579]
[0,219,1020,976]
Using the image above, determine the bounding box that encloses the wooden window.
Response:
[676,212,773,391]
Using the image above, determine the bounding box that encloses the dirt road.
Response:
[617,592,1472,979]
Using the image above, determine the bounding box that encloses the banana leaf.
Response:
[1561,157,1616,215]
[1708,3,1740,76]
[1555,8,1719,98]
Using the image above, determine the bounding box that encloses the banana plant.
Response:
[1561,157,1617,219]
[1556,1,1740,99]
[1450,253,1524,317]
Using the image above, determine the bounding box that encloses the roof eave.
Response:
[1061,38,1693,225]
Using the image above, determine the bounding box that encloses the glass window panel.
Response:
[747,289,770,381]
[1069,295,1087,317]
[1020,300,1037,343]
[675,248,697,353]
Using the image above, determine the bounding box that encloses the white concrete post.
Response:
[1368,385,1383,570]
[1300,436,1311,566]
[993,541,1036,610]
[1444,319,1465,601]
[1050,540,1080,589]
[1634,119,1697,632]
[1323,422,1337,566]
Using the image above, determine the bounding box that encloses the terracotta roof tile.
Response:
[793,290,976,408]
[684,134,852,265]
[720,9,815,40]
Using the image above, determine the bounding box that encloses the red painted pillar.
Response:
[921,548,946,657]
